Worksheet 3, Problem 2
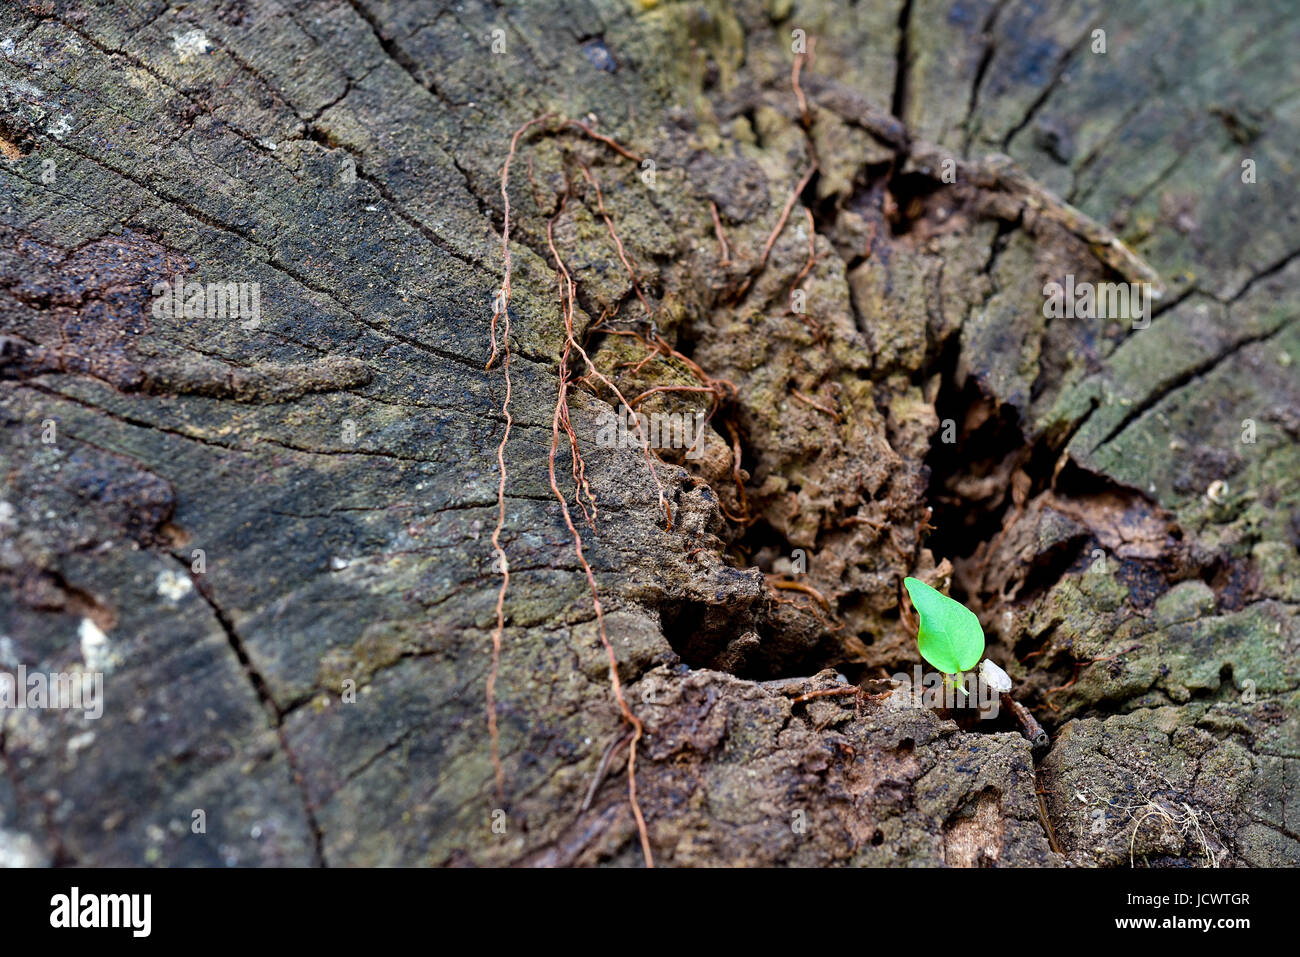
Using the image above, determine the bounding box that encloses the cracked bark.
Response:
[178,554,327,866]
[1,0,1297,867]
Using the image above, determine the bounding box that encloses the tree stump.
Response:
[1,0,1296,866]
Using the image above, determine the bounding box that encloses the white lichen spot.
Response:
[0,827,49,867]
[3,78,44,101]
[155,568,193,602]
[172,29,211,63]
[67,730,96,755]
[46,113,73,140]
[979,658,1012,694]
[78,618,112,672]
[1206,479,1228,504]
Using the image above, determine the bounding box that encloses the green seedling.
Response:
[903,577,986,695]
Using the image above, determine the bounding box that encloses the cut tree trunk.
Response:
[1,0,1297,866]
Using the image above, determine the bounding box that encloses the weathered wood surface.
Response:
[0,0,1296,866]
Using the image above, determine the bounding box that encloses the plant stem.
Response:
[1001,693,1050,754]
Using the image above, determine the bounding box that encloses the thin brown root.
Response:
[545,244,655,868]
[487,113,555,373]
[563,118,643,163]
[790,686,888,705]
[732,161,818,302]
[724,419,752,525]
[710,201,732,266]
[767,575,832,610]
[840,514,885,531]
[596,325,739,414]
[580,730,634,814]
[628,384,718,408]
[898,578,919,637]
[760,163,818,267]
[790,208,821,286]
[547,206,674,530]
[1037,789,1064,855]
[1045,646,1139,703]
[487,113,554,801]
[790,387,841,423]
[788,682,887,722]
[545,193,659,865]
[791,36,817,126]
[787,209,825,340]
[579,161,654,318]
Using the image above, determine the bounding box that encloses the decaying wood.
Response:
[1,0,1297,867]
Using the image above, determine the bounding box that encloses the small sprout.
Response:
[903,577,986,691]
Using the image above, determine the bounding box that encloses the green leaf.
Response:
[903,577,985,675]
